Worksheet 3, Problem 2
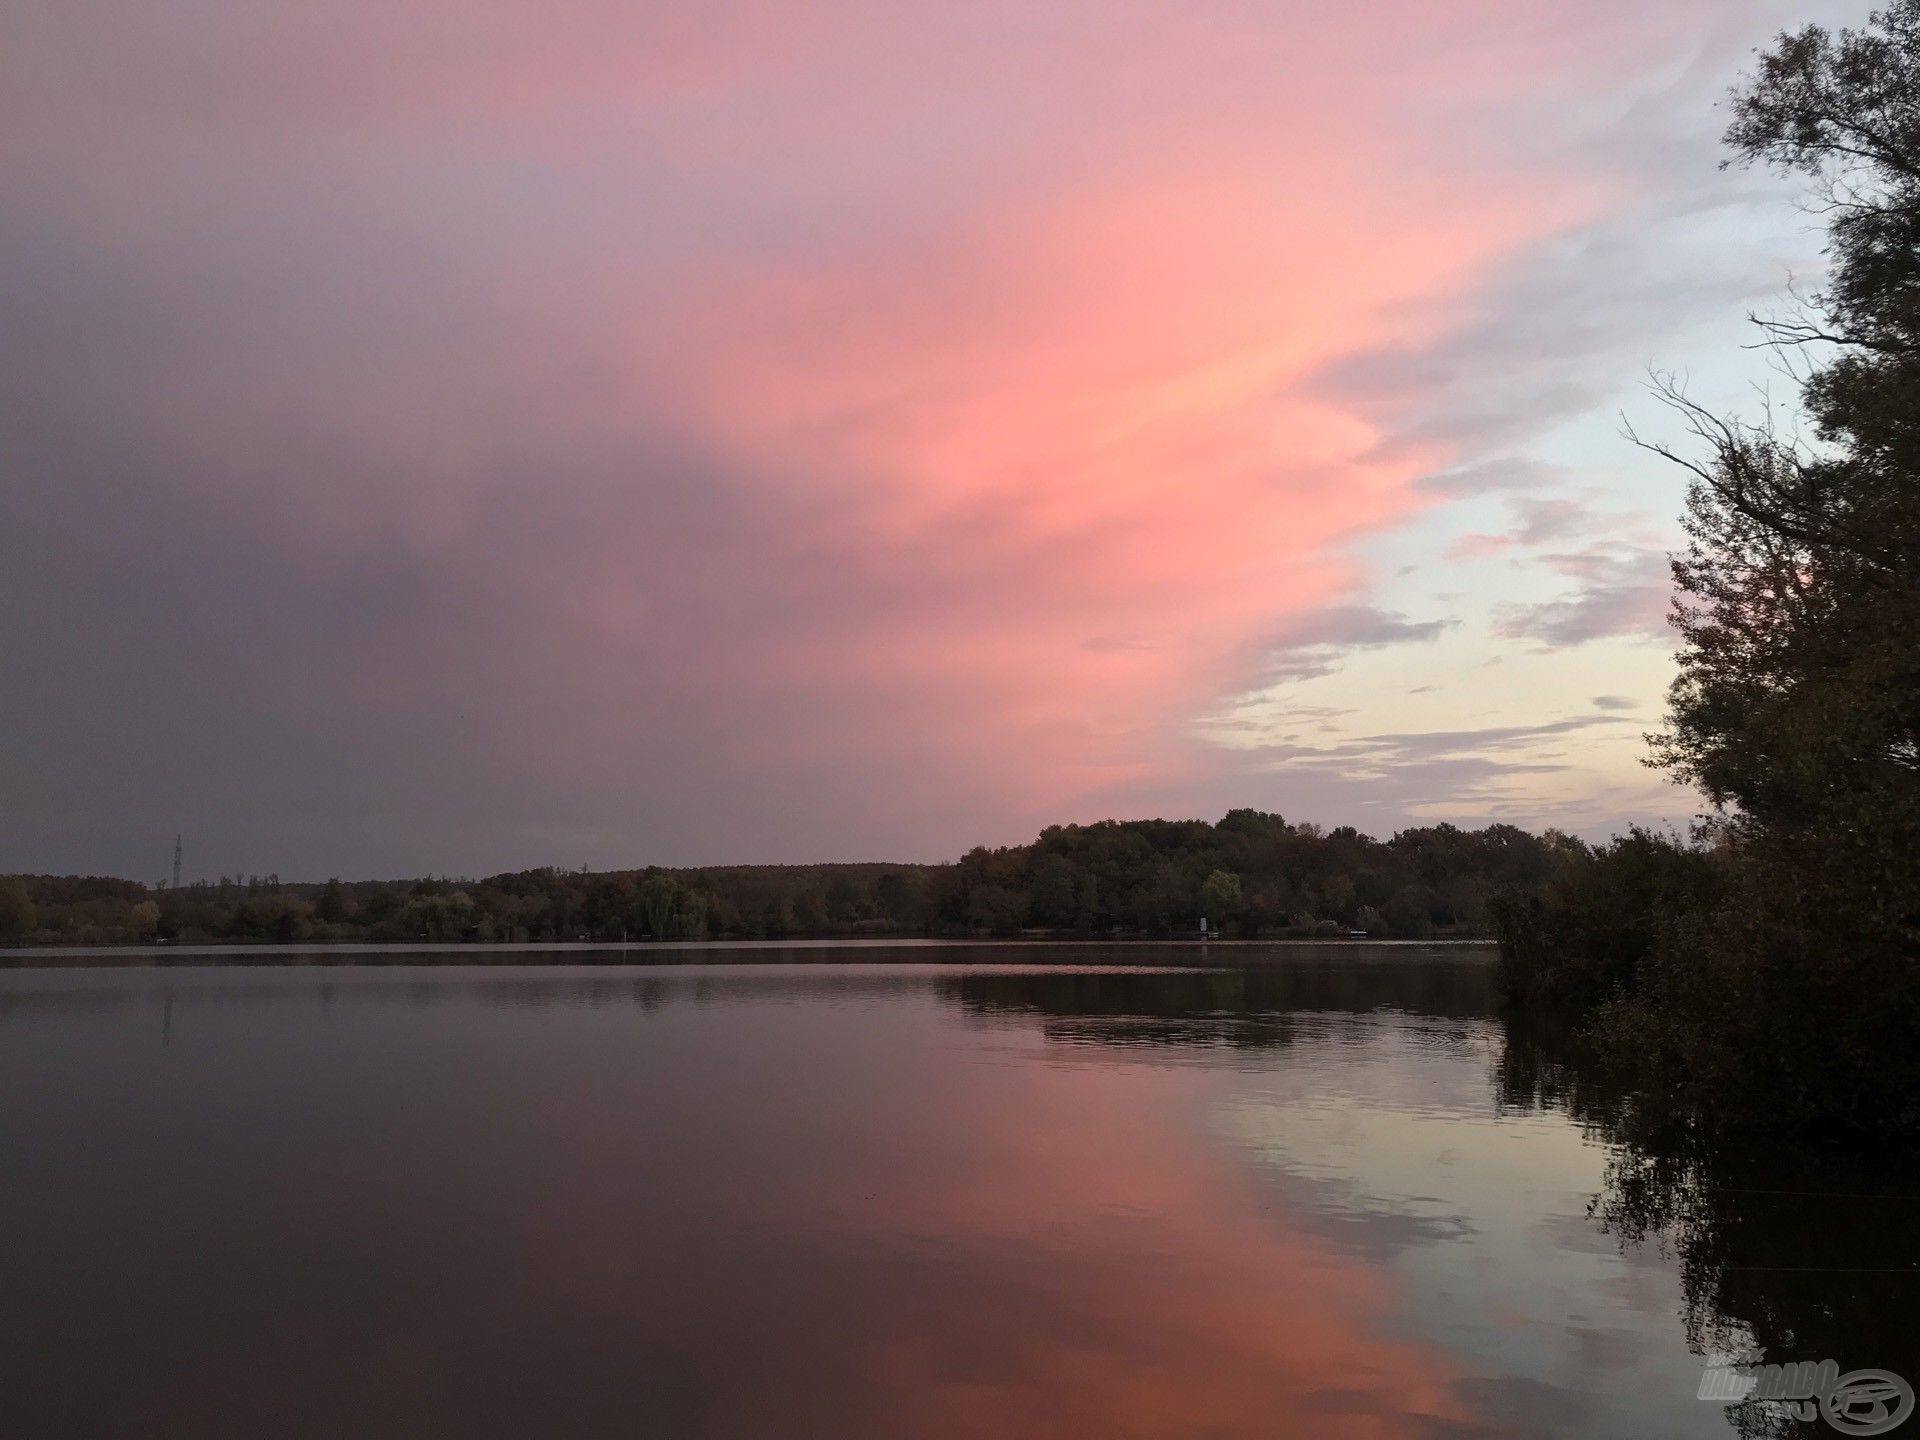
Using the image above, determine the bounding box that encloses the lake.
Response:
[0,945,1911,1437]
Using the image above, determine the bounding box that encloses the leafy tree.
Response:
[635,875,682,939]
[1027,855,1081,928]
[4,817,1567,948]
[1639,4,1920,944]
[1198,869,1242,923]
[0,878,35,940]
[966,884,1027,935]
[1492,831,1714,1011]
[379,891,475,943]
[1499,6,1920,1138]
[315,879,350,924]
[1384,886,1433,940]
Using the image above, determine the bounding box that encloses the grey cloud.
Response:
[1304,15,1829,477]
[1494,546,1673,647]
[1591,695,1638,711]
[1256,605,1455,682]
[1250,715,1630,768]
[0,190,1040,878]
[1446,494,1635,562]
[1508,497,1599,545]
[1414,457,1575,498]
[1236,714,1643,821]
[1103,710,1666,844]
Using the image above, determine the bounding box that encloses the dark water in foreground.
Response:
[0,948,1912,1438]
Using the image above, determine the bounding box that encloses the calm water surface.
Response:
[0,946,1911,1438]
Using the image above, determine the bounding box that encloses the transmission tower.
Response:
[171,834,183,890]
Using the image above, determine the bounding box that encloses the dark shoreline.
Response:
[0,937,1497,968]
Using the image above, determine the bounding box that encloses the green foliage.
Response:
[0,877,34,940]
[0,815,1570,947]
[965,884,1027,935]
[1498,5,1920,1140]
[933,815,1562,939]
[1491,830,1717,1012]
[1198,869,1242,922]
[1590,856,1920,1137]
[1383,885,1433,941]
[375,891,475,943]
[1650,2,1920,951]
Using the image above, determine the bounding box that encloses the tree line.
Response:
[0,813,1579,948]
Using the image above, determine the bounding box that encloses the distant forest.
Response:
[0,812,1578,947]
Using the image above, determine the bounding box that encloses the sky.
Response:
[0,0,1863,881]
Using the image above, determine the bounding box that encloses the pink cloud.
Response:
[0,0,1814,871]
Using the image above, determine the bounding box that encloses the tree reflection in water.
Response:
[948,963,1920,1439]
[945,959,1495,1049]
[1498,1014,1920,1439]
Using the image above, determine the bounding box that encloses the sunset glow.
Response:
[0,0,1855,875]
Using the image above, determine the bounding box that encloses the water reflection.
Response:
[1496,1015,1920,1437]
[0,954,1910,1438]
[956,966,1920,1432]
[947,962,1495,1051]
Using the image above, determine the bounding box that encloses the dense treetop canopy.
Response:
[1,813,1582,947]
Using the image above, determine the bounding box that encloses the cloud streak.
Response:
[1255,606,1455,683]
[1495,546,1673,647]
